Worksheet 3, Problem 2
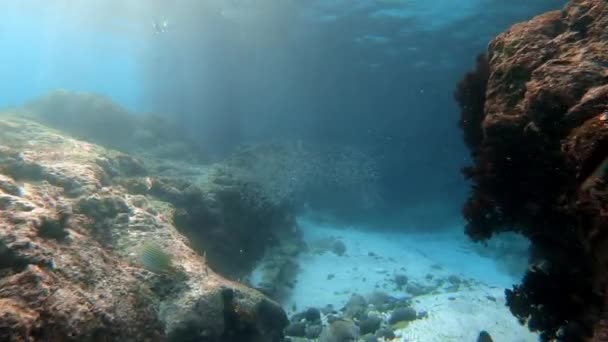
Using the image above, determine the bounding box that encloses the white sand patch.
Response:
[253,216,538,340]
[281,216,521,312]
[402,289,537,342]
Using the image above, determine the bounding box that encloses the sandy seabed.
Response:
[253,216,537,341]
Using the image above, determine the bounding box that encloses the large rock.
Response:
[0,117,288,341]
[16,91,304,278]
[456,0,608,340]
[150,166,300,279]
[20,90,205,162]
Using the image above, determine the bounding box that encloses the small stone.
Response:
[368,290,392,309]
[375,328,395,339]
[304,307,321,323]
[405,283,434,296]
[394,274,408,287]
[448,275,461,285]
[477,330,494,342]
[332,240,346,256]
[344,294,367,318]
[358,314,381,335]
[388,307,417,325]
[362,334,379,342]
[284,322,306,337]
[320,320,359,341]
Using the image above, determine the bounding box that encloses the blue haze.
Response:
[0,0,565,229]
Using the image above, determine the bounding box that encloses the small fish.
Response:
[139,241,175,274]
[152,19,170,34]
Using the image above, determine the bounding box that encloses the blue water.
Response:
[0,3,144,110]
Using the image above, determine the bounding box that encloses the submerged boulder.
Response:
[456,0,608,340]
[0,116,288,341]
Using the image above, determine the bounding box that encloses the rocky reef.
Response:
[19,90,205,162]
[0,115,289,341]
[456,0,608,340]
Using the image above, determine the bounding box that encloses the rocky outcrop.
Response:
[14,90,304,279]
[456,0,608,340]
[152,168,299,279]
[0,117,288,341]
[20,90,205,162]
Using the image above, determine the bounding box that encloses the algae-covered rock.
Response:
[343,294,367,319]
[318,319,360,342]
[358,314,382,335]
[152,164,300,278]
[0,115,288,341]
[456,0,608,339]
[388,307,418,325]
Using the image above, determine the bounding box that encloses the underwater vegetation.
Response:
[456,0,608,340]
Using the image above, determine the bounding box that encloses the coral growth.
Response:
[456,0,608,340]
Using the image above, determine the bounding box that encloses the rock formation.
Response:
[0,115,288,341]
[456,0,608,340]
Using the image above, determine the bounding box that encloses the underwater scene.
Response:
[2,0,608,341]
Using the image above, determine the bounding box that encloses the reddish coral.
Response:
[457,0,608,340]
[455,54,490,151]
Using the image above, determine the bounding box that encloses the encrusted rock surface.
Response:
[0,116,288,341]
[456,0,608,340]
